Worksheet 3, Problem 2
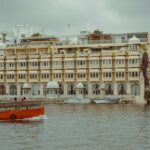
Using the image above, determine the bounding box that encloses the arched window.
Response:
[67,84,75,95]
[0,85,6,95]
[58,83,63,95]
[92,84,100,95]
[105,84,113,95]
[118,83,126,95]
[32,85,40,95]
[9,85,17,95]
[83,84,88,95]
[131,83,140,95]
[43,84,48,95]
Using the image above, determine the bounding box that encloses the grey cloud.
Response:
[0,0,149,36]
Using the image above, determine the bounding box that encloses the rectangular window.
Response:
[41,73,49,79]
[65,61,74,67]
[77,73,86,78]
[43,61,49,66]
[65,73,73,78]
[90,73,99,78]
[116,72,124,78]
[7,74,14,79]
[77,60,86,66]
[0,63,3,67]
[9,62,15,67]
[103,72,112,78]
[129,72,139,77]
[30,74,38,79]
[53,61,61,67]
[0,75,3,79]
[128,59,139,64]
[103,60,112,65]
[116,59,125,64]
[30,62,38,67]
[90,60,99,66]
[19,62,26,67]
[54,73,62,79]
[18,74,26,79]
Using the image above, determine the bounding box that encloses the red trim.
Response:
[0,108,44,120]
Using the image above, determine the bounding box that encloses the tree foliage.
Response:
[31,33,42,37]
[93,29,103,34]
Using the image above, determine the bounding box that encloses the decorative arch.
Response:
[118,83,126,95]
[105,84,113,95]
[21,83,31,95]
[131,83,140,95]
[0,85,6,95]
[67,84,75,95]
[9,85,17,95]
[92,84,100,95]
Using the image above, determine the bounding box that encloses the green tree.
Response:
[31,33,42,37]
[93,29,103,34]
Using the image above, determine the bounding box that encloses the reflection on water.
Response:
[0,119,44,125]
[1,104,150,150]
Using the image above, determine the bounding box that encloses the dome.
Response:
[46,80,59,89]
[119,47,124,51]
[22,83,30,89]
[0,42,6,49]
[76,82,84,89]
[128,35,140,43]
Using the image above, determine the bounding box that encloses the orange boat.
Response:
[0,100,44,120]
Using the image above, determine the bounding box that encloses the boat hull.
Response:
[64,97,91,104]
[94,99,119,104]
[0,107,44,120]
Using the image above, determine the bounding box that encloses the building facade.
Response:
[0,35,147,104]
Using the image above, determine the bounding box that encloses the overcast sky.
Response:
[0,0,150,36]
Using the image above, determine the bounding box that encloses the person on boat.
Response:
[90,99,96,104]
[14,97,17,102]
[21,97,26,102]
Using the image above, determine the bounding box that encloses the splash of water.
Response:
[23,115,48,121]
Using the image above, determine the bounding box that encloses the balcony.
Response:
[6,79,16,83]
[65,53,75,58]
[64,65,74,69]
[89,77,100,82]
[17,79,27,83]
[102,77,113,82]
[28,78,39,83]
[128,77,140,81]
[115,77,125,81]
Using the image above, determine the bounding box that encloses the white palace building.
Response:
[0,33,149,104]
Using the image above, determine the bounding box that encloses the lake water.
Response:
[1,104,150,150]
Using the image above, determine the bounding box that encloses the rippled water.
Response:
[1,104,150,150]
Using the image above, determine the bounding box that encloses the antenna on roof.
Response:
[40,26,46,35]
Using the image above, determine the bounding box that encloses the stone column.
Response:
[88,83,92,97]
[17,84,21,96]
[40,84,44,96]
[126,82,131,95]
[100,83,105,97]
[5,84,9,95]
[63,83,68,97]
[113,82,118,96]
